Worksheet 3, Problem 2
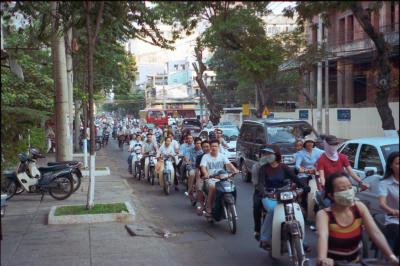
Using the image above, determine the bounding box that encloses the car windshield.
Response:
[267,124,316,144]
[381,144,399,162]
[221,128,239,141]
[183,120,201,127]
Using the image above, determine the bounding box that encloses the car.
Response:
[216,121,238,129]
[198,127,239,167]
[338,137,399,215]
[181,118,202,137]
[236,118,321,182]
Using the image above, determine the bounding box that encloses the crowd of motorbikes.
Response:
[1,113,397,266]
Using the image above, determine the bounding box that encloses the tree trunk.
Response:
[74,100,81,152]
[65,26,74,155]
[51,1,72,161]
[192,42,221,125]
[350,3,395,131]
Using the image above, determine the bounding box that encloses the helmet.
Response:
[260,147,275,154]
[208,131,216,140]
[30,148,45,159]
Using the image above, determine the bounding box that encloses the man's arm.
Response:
[344,165,369,190]
[226,162,238,173]
[200,166,209,178]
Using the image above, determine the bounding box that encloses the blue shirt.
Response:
[295,148,324,173]
[188,147,204,163]
[180,143,194,159]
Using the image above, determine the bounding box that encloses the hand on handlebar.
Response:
[359,182,369,191]
[316,258,334,266]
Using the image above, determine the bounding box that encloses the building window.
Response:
[174,64,178,71]
[353,74,367,104]
[347,15,354,42]
[311,24,318,45]
[338,18,345,44]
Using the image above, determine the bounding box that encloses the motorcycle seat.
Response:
[39,164,67,173]
[2,170,17,178]
[47,161,80,166]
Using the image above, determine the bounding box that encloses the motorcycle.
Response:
[8,153,74,201]
[160,155,175,195]
[29,148,82,193]
[1,171,25,200]
[263,183,307,266]
[144,153,157,185]
[95,135,103,151]
[102,131,110,146]
[118,135,125,150]
[131,146,143,180]
[201,170,240,234]
[184,163,197,206]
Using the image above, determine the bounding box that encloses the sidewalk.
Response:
[0,150,177,266]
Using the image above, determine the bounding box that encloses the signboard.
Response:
[337,109,351,121]
[242,104,250,116]
[299,110,309,120]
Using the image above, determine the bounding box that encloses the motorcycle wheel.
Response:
[48,175,74,200]
[163,174,170,195]
[149,167,155,186]
[135,165,141,180]
[227,204,237,234]
[2,179,18,200]
[290,236,305,266]
[71,171,82,193]
[95,142,101,151]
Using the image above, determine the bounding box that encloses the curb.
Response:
[81,166,110,177]
[48,201,135,225]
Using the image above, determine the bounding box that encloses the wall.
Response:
[271,102,399,139]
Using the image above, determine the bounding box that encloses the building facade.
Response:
[303,1,399,107]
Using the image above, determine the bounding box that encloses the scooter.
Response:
[29,148,83,193]
[201,170,240,234]
[264,183,308,266]
[102,131,110,146]
[131,146,143,179]
[184,163,197,206]
[11,153,74,201]
[144,153,157,185]
[161,155,175,195]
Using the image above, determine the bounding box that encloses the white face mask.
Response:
[334,188,355,207]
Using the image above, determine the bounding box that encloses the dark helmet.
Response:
[208,131,216,140]
[30,148,45,159]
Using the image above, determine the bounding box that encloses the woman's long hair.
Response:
[383,151,399,179]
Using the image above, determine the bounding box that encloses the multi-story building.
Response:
[302,1,399,106]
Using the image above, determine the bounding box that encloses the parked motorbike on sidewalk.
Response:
[263,183,308,266]
[144,153,157,185]
[6,153,74,200]
[1,171,25,200]
[201,170,240,234]
[29,148,82,193]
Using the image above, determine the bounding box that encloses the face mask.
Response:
[323,140,339,161]
[334,188,355,207]
[260,154,276,164]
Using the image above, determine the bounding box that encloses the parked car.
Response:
[198,127,239,167]
[181,118,202,137]
[338,137,399,215]
[236,118,321,182]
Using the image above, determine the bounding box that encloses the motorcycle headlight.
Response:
[279,191,294,201]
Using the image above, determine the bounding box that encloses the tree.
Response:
[285,1,397,132]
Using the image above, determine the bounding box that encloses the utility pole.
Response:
[65,26,74,157]
[316,15,323,134]
[51,1,72,161]
[163,66,167,110]
[324,60,330,134]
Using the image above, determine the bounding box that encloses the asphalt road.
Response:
[105,139,319,266]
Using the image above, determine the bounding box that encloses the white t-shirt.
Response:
[200,153,230,176]
[129,140,143,151]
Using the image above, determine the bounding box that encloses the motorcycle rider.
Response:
[316,172,398,266]
[178,134,194,182]
[317,135,369,190]
[141,132,158,173]
[195,140,211,215]
[167,133,180,154]
[154,124,163,143]
[200,139,239,217]
[215,128,229,151]
[257,146,310,250]
[156,136,177,189]
[186,137,204,204]
[127,134,143,174]
[295,135,324,211]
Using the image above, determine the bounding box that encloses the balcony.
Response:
[327,24,399,58]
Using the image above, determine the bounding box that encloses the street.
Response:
[107,140,318,266]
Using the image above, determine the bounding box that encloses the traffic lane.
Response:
[108,142,317,265]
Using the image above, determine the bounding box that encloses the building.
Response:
[302,1,399,106]
[263,14,297,37]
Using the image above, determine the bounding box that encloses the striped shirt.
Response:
[324,204,363,262]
